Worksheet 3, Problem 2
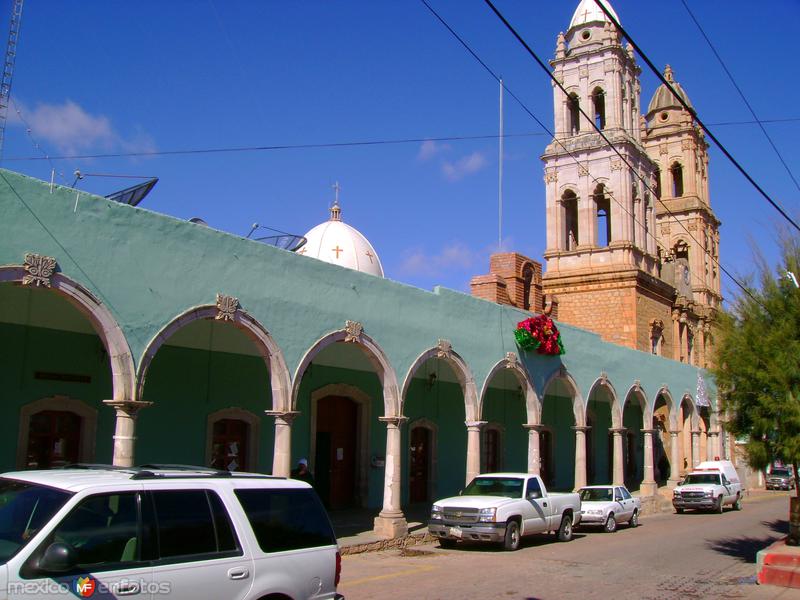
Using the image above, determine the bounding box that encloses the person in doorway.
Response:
[291,458,315,487]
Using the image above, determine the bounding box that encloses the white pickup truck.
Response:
[672,460,743,514]
[428,473,582,551]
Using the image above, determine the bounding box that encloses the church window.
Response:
[654,168,662,199]
[594,184,611,247]
[592,88,606,130]
[568,93,581,135]
[562,190,579,250]
[522,263,534,310]
[671,162,684,197]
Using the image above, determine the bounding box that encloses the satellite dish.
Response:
[189,217,209,226]
[105,177,158,206]
[246,223,307,252]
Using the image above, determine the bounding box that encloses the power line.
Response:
[591,0,800,234]
[679,0,800,196]
[3,118,798,163]
[475,0,763,309]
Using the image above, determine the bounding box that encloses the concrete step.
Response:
[758,564,800,588]
[756,537,800,588]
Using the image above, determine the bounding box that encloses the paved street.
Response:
[340,495,800,599]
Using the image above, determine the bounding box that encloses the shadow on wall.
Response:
[706,520,788,563]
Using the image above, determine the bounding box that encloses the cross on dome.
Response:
[330,181,342,222]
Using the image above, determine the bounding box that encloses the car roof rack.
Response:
[60,463,284,481]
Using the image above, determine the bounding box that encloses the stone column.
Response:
[691,430,702,468]
[640,429,657,496]
[668,430,682,487]
[104,400,152,468]
[465,421,487,485]
[671,310,681,361]
[523,424,543,476]
[573,426,590,490]
[374,416,408,539]
[265,410,299,478]
[707,430,720,461]
[610,428,625,487]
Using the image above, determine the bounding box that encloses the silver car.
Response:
[577,485,641,533]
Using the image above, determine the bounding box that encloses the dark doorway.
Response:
[409,426,432,503]
[315,396,358,509]
[210,418,248,472]
[26,410,81,469]
[540,430,553,488]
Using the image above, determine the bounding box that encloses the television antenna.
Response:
[0,0,24,161]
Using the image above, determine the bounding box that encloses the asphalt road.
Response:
[340,494,800,599]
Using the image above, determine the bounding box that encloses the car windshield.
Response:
[0,478,72,564]
[579,487,612,502]
[683,474,721,485]
[462,477,524,498]
[772,469,792,477]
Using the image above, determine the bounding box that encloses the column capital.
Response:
[103,399,152,415]
[379,415,409,426]
[640,428,657,435]
[265,410,300,424]
[669,430,681,436]
[608,427,627,434]
[465,420,488,430]
[691,429,703,435]
[572,425,591,433]
[523,423,545,432]
[707,430,720,437]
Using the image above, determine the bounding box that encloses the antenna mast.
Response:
[0,0,23,162]
[498,77,504,249]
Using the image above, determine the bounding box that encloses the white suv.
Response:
[0,465,343,600]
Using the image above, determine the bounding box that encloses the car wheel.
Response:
[675,507,684,514]
[439,538,457,549]
[503,520,521,551]
[556,514,573,542]
[629,509,639,528]
[715,495,724,514]
[734,494,742,511]
[604,513,617,533]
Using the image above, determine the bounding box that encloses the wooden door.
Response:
[409,426,431,503]
[316,396,358,509]
[26,410,81,469]
[210,418,248,471]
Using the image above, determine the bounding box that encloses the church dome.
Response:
[300,200,384,277]
[647,65,693,114]
[569,0,619,31]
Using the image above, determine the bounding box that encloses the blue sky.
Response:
[4,0,799,300]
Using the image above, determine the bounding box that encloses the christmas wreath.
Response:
[514,315,565,355]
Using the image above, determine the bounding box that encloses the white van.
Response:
[672,460,743,513]
[695,460,741,485]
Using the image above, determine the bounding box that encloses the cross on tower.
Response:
[332,181,341,204]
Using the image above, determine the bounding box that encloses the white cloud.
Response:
[10,99,155,156]
[399,241,478,278]
[441,151,487,181]
[417,139,450,161]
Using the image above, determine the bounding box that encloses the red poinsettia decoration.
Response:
[514,315,565,355]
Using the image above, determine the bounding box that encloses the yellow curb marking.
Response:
[340,564,439,587]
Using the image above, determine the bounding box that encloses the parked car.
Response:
[767,467,796,491]
[428,473,582,551]
[0,465,343,600]
[672,460,743,513]
[577,485,641,532]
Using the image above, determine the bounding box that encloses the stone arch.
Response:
[655,386,675,428]
[136,304,291,412]
[542,368,585,427]
[478,354,540,425]
[17,396,98,469]
[401,345,478,422]
[0,265,135,404]
[585,375,622,428]
[681,393,699,429]
[623,382,649,429]
[294,327,400,417]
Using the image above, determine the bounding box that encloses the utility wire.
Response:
[3,118,798,163]
[679,0,800,196]
[591,0,800,233]
[10,98,68,184]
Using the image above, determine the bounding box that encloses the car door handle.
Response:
[543,502,548,507]
[228,567,250,580]
[117,582,140,595]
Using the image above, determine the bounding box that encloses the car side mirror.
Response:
[615,497,622,502]
[527,491,542,500]
[38,542,77,574]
